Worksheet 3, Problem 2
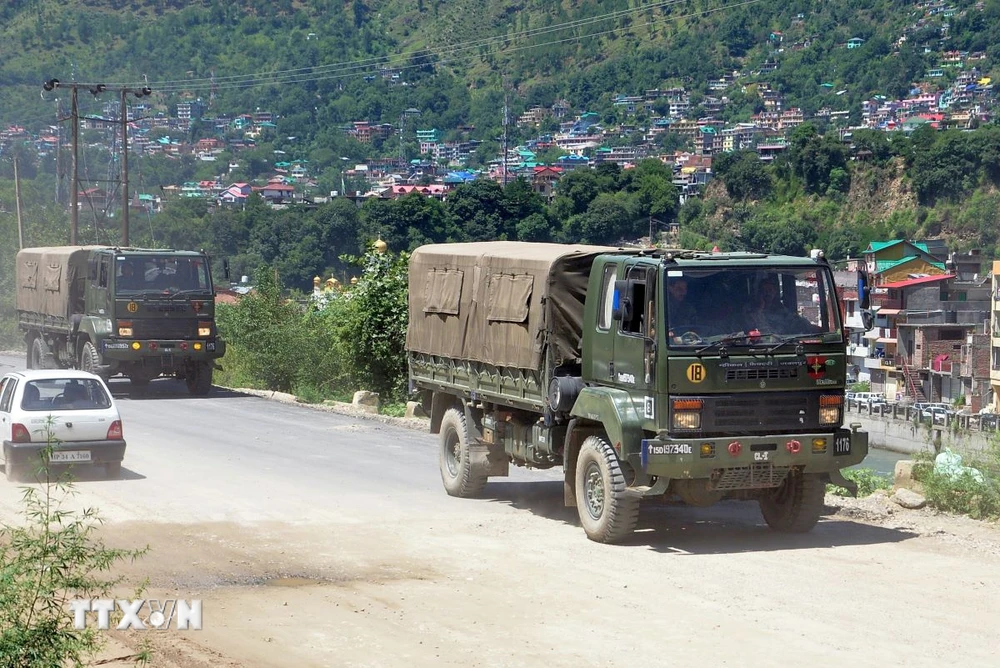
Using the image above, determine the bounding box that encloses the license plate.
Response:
[50,450,92,463]
[833,434,851,456]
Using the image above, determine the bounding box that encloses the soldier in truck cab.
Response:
[744,274,813,335]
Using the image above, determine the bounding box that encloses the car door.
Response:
[0,376,16,442]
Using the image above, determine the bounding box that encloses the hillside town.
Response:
[0,3,994,215]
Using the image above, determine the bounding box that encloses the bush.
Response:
[827,467,893,497]
[913,444,1000,520]
[0,426,149,666]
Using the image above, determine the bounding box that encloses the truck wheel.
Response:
[185,361,213,396]
[79,341,104,377]
[28,336,50,369]
[439,407,487,498]
[574,435,640,543]
[759,470,826,533]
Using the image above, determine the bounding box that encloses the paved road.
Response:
[0,353,998,668]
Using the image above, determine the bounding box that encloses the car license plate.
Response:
[833,434,851,456]
[51,450,92,463]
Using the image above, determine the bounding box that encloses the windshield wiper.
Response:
[168,288,210,299]
[694,332,749,356]
[763,333,826,355]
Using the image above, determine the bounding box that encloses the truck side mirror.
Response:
[222,258,231,281]
[611,279,631,322]
[857,270,871,310]
[862,310,875,331]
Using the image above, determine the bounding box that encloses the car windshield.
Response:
[665,266,843,348]
[21,378,112,411]
[115,255,211,295]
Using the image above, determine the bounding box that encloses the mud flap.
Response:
[464,402,508,477]
[467,443,509,477]
[827,469,858,497]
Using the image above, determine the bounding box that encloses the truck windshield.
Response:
[115,256,211,295]
[665,266,842,347]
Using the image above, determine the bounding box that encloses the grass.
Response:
[827,467,893,497]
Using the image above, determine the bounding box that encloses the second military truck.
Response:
[16,246,226,395]
[407,241,872,543]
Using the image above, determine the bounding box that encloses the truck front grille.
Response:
[710,464,790,490]
[132,319,196,339]
[725,367,798,381]
[707,393,812,434]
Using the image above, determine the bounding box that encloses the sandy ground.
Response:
[0,378,996,667]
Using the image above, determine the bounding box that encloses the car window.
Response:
[24,378,113,411]
[0,377,16,412]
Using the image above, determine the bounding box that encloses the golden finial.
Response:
[374,237,387,254]
[313,276,321,286]
[350,276,358,285]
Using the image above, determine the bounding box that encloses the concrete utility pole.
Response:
[43,79,151,246]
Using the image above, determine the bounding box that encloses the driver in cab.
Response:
[666,275,697,344]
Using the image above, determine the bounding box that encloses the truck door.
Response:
[612,263,656,418]
[85,253,111,316]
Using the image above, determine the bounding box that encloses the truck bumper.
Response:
[639,427,869,479]
[4,439,127,469]
[101,338,225,362]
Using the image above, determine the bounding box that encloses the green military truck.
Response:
[16,246,226,395]
[407,241,874,543]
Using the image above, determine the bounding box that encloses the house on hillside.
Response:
[863,239,947,284]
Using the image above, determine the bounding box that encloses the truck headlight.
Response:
[673,411,701,429]
[198,321,213,337]
[118,320,133,337]
[819,407,840,425]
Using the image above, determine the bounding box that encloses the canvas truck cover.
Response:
[407,241,628,371]
[15,246,99,318]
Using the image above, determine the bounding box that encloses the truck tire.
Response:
[759,469,826,533]
[574,435,640,543]
[439,407,487,498]
[28,336,50,370]
[79,340,105,378]
[185,361,213,396]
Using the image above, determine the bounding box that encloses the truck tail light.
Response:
[118,320,133,337]
[11,423,31,443]
[106,420,123,440]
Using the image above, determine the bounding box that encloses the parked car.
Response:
[921,405,954,424]
[0,369,126,481]
[852,392,887,408]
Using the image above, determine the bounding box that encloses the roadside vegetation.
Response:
[0,426,150,667]
[911,439,1000,521]
[215,245,410,408]
[827,467,893,498]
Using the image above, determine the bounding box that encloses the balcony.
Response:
[874,297,902,310]
[848,344,870,357]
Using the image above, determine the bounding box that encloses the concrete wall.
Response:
[846,404,998,456]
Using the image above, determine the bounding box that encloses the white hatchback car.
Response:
[0,369,126,482]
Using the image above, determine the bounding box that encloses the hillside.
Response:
[1,1,998,140]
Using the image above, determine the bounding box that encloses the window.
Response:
[27,378,112,411]
[98,257,109,288]
[620,265,649,336]
[597,264,618,330]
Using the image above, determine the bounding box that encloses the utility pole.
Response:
[15,156,23,250]
[121,89,131,246]
[43,79,150,246]
[501,75,511,187]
